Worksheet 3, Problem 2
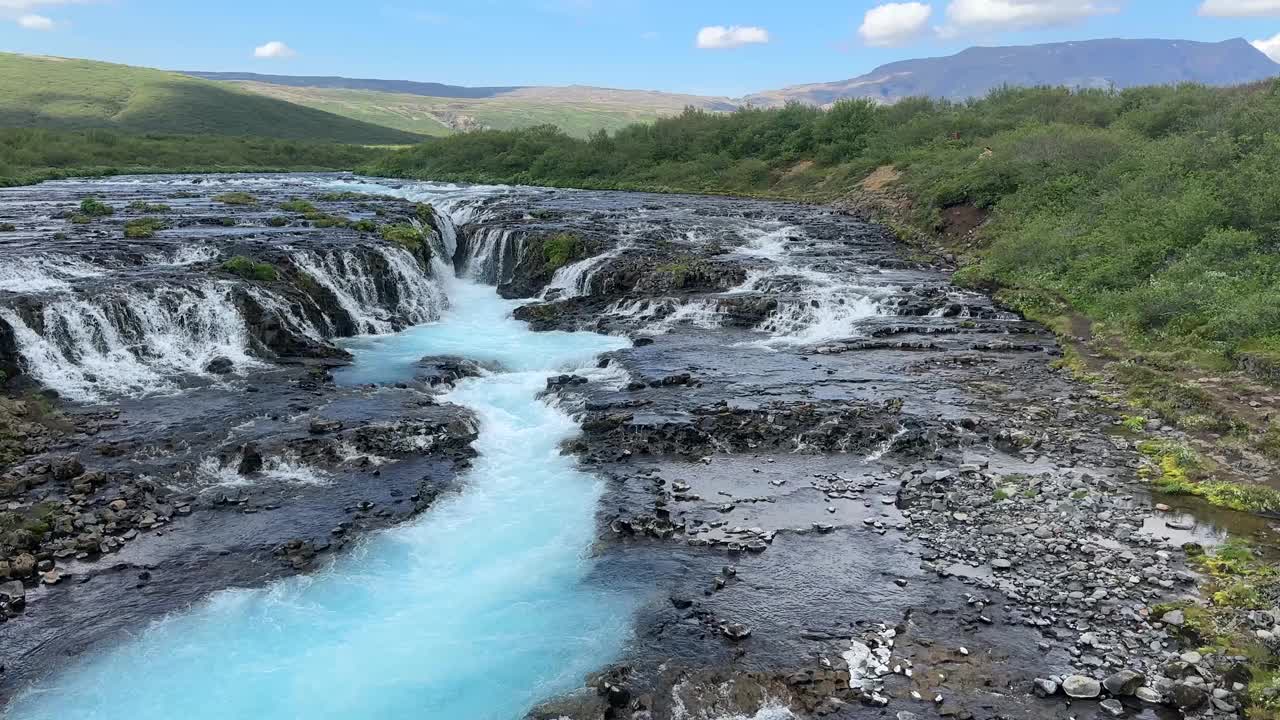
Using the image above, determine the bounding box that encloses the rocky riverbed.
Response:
[0,174,1276,719]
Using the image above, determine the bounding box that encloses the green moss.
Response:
[304,212,350,229]
[220,255,278,282]
[352,219,378,233]
[279,198,318,213]
[214,192,257,206]
[123,217,167,239]
[0,222,16,232]
[543,233,584,271]
[1120,414,1147,432]
[266,216,291,227]
[380,223,423,249]
[317,191,384,201]
[78,197,114,217]
[414,202,436,225]
[126,200,170,213]
[1140,439,1280,513]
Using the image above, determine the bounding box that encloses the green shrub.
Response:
[543,233,583,270]
[280,198,318,213]
[123,217,167,238]
[127,200,170,213]
[380,223,422,248]
[220,255,278,281]
[78,197,113,217]
[352,219,378,233]
[214,192,257,206]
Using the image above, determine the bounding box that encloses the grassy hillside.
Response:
[0,128,385,187]
[224,81,734,138]
[0,53,423,145]
[366,81,1280,501]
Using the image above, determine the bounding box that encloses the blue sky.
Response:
[0,0,1278,96]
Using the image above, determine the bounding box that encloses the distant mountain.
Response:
[183,71,524,100]
[746,38,1280,107]
[0,53,424,144]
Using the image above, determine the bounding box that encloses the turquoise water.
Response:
[6,280,633,720]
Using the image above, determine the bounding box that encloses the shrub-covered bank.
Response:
[0,128,387,187]
[364,80,1280,503]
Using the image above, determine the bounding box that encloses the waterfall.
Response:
[0,283,262,402]
[755,293,882,345]
[290,247,445,335]
[0,255,105,294]
[462,227,524,284]
[542,244,627,300]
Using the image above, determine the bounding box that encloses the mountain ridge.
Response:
[745,37,1280,107]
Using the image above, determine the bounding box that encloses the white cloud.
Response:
[16,12,52,28]
[1199,0,1280,16]
[1253,32,1280,62]
[695,25,770,49]
[944,0,1116,33]
[1,0,91,28]
[253,41,297,59]
[859,2,934,46]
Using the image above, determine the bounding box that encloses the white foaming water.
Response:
[462,226,524,284]
[0,255,104,293]
[543,242,628,300]
[6,278,634,720]
[754,293,882,346]
[0,283,262,402]
[146,244,220,267]
[289,246,445,335]
[735,223,802,259]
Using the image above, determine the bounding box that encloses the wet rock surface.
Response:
[0,176,479,690]
[0,174,1271,719]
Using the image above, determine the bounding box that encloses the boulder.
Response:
[1062,675,1101,698]
[1104,669,1145,696]
[1172,683,1206,710]
[1032,678,1058,697]
[205,357,234,375]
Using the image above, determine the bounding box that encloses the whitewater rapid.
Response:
[4,223,633,720]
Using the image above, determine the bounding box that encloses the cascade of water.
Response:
[0,283,262,402]
[290,247,445,335]
[376,246,449,324]
[542,243,627,300]
[241,285,330,341]
[0,255,104,294]
[462,227,523,284]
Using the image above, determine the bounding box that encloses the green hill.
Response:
[0,53,424,145]
[203,79,736,139]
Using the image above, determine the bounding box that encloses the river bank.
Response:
[0,174,1276,719]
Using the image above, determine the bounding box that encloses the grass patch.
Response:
[214,192,257,206]
[126,200,170,213]
[220,255,278,282]
[317,191,385,201]
[78,197,113,217]
[279,198,318,213]
[123,217,166,239]
[1139,439,1280,513]
[543,233,584,270]
[380,223,423,249]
